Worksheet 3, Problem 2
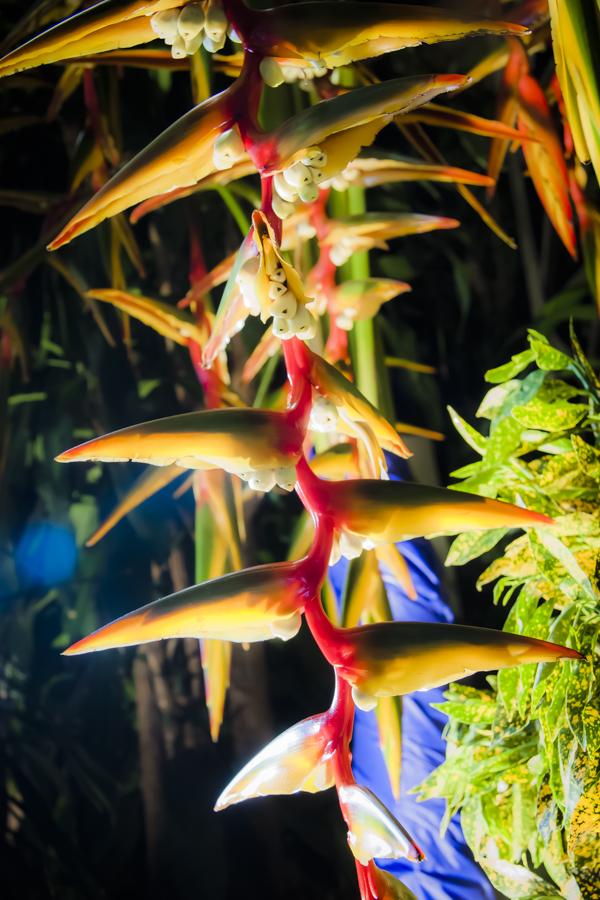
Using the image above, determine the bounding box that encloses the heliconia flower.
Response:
[323,213,460,267]
[307,350,411,460]
[333,156,494,191]
[548,0,600,184]
[329,278,411,330]
[517,71,577,260]
[338,783,424,865]
[316,477,555,546]
[63,557,312,655]
[86,288,209,346]
[236,211,317,341]
[248,3,529,87]
[86,464,186,547]
[214,711,335,810]
[55,399,309,489]
[255,75,469,191]
[326,618,582,711]
[48,79,248,250]
[0,1,231,78]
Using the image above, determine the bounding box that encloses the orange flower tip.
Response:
[434,74,471,91]
[439,217,461,230]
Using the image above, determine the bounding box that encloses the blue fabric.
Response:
[329,461,494,900]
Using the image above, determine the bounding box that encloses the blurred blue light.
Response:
[15,522,77,590]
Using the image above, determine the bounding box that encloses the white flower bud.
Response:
[329,243,352,266]
[301,147,327,166]
[272,316,294,340]
[291,305,316,340]
[268,281,287,299]
[343,164,360,182]
[150,10,180,41]
[228,27,242,43]
[310,167,327,184]
[329,538,341,566]
[297,222,317,240]
[298,181,320,204]
[269,265,286,284]
[272,192,295,220]
[269,291,297,318]
[205,3,228,40]
[273,172,298,203]
[339,530,363,560]
[283,161,313,188]
[170,35,188,59]
[351,686,377,712]
[335,314,354,331]
[309,395,338,432]
[331,176,350,192]
[213,126,245,170]
[260,57,285,88]
[203,33,225,52]
[177,3,205,40]
[248,470,276,493]
[271,611,301,640]
[281,65,300,83]
[274,466,297,491]
[184,32,204,55]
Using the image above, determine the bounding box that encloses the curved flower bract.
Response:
[87,288,209,345]
[0,0,170,78]
[339,156,494,190]
[251,2,529,85]
[55,404,307,487]
[330,278,411,329]
[307,351,410,459]
[214,712,334,810]
[62,559,309,654]
[256,75,468,175]
[338,783,424,865]
[323,212,460,266]
[48,82,246,249]
[322,478,554,544]
[332,620,582,710]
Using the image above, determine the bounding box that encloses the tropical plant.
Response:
[0,1,598,898]
[418,327,599,898]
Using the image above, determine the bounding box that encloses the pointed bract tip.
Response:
[434,74,470,90]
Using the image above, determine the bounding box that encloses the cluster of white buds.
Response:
[150,1,228,58]
[308,395,338,433]
[334,308,358,331]
[236,465,297,493]
[259,57,328,89]
[272,147,328,219]
[321,162,360,193]
[212,125,245,170]
[236,256,317,342]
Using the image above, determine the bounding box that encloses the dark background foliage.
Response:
[0,1,596,898]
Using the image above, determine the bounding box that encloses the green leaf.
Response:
[447,405,487,454]
[445,528,508,567]
[476,381,520,420]
[527,330,572,372]
[485,349,535,384]
[511,398,588,432]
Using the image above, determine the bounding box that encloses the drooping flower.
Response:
[329,278,411,331]
[86,288,210,346]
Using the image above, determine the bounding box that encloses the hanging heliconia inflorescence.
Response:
[0,1,588,896]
